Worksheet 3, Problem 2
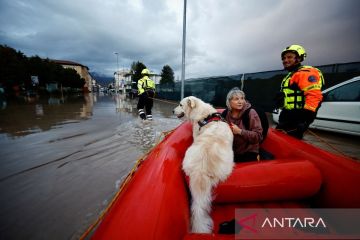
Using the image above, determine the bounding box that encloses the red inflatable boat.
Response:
[87,121,360,239]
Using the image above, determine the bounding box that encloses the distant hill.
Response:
[90,72,114,86]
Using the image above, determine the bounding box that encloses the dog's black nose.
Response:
[172,110,174,114]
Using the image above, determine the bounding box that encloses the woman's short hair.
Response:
[226,87,245,110]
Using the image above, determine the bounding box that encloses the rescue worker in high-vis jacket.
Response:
[137,68,156,120]
[275,44,324,139]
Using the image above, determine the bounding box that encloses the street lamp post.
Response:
[114,52,119,71]
[114,52,119,93]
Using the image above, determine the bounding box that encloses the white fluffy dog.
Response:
[173,96,234,233]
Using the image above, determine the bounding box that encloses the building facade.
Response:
[52,60,94,92]
[114,68,132,93]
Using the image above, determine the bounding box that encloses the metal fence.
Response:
[156,61,360,112]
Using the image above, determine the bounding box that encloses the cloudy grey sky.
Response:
[1,0,360,79]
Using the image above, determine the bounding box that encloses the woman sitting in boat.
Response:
[222,87,263,162]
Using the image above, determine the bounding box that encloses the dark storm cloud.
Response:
[1,0,359,79]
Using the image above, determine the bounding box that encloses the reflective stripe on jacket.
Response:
[280,65,324,112]
[137,76,156,95]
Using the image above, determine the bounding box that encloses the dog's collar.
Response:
[198,112,224,129]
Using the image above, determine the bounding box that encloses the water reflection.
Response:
[115,94,134,113]
[0,94,93,137]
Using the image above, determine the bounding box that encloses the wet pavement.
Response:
[0,93,358,240]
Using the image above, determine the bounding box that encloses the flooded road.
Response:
[0,93,181,240]
[0,93,359,240]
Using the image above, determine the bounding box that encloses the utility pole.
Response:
[181,0,187,100]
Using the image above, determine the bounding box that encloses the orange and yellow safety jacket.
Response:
[280,65,324,112]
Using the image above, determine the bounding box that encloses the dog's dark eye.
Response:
[179,104,183,107]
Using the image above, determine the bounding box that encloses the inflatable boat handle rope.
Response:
[306,129,348,157]
[278,127,348,157]
[79,129,175,240]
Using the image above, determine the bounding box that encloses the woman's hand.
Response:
[230,123,242,135]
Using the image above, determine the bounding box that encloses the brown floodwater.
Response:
[0,93,181,240]
[0,93,358,240]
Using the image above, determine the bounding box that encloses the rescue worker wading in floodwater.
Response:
[275,44,325,139]
[137,68,156,120]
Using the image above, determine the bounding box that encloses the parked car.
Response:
[272,76,360,136]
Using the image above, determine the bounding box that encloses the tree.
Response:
[0,45,28,92]
[0,45,85,95]
[160,65,174,85]
[60,68,85,88]
[131,61,147,82]
[130,61,146,89]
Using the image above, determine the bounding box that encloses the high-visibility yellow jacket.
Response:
[137,76,155,95]
[280,65,324,112]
